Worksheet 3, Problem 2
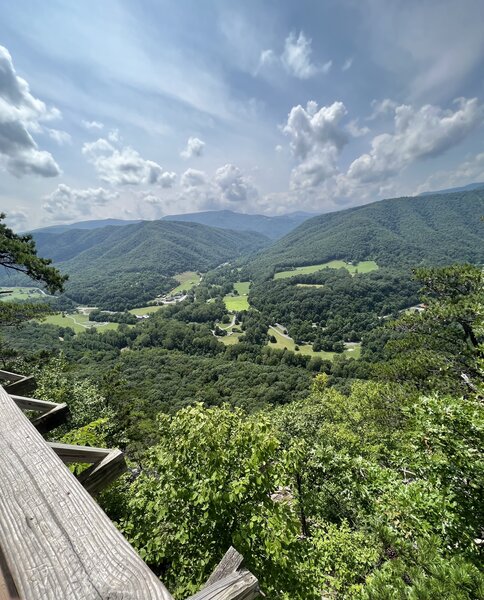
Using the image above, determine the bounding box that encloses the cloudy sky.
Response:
[1,0,484,229]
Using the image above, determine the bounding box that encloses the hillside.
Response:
[162,209,314,239]
[247,190,484,277]
[29,218,142,234]
[1,220,270,310]
[58,220,269,276]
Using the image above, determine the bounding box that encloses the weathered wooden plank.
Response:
[190,547,260,600]
[30,402,69,434]
[4,376,36,396]
[0,384,174,600]
[204,547,244,587]
[188,572,259,600]
[48,442,111,464]
[78,449,127,495]
[10,395,58,414]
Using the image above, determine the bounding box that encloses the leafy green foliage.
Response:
[0,213,67,293]
[122,404,302,598]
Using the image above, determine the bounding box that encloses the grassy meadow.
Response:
[171,271,201,294]
[273,260,378,280]
[223,281,251,311]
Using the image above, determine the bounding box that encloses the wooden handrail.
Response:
[0,384,174,599]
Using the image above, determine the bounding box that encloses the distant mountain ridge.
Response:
[247,190,484,277]
[162,210,315,239]
[28,210,314,240]
[29,218,143,234]
[419,182,484,196]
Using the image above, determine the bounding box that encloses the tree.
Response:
[0,213,67,293]
[121,404,304,598]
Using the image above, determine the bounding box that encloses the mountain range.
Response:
[29,210,315,240]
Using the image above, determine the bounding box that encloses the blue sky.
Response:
[1,0,484,229]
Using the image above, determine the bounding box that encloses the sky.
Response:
[1,0,484,230]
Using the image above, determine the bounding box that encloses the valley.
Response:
[1,189,483,600]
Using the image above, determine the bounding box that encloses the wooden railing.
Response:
[0,371,260,599]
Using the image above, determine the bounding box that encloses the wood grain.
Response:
[0,384,174,600]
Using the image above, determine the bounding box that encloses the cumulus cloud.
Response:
[348,97,484,183]
[82,119,104,130]
[181,168,207,187]
[213,164,258,204]
[258,31,331,79]
[180,136,205,159]
[282,100,348,189]
[82,137,176,187]
[42,184,119,222]
[0,45,61,178]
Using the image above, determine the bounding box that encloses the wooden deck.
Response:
[0,375,260,600]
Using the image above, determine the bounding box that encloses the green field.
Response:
[0,287,51,301]
[41,312,119,333]
[223,281,251,311]
[218,333,244,345]
[267,326,361,360]
[129,305,163,316]
[171,271,201,294]
[296,283,324,289]
[273,260,378,280]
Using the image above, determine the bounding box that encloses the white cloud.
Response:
[180,136,205,159]
[47,128,72,145]
[281,31,331,79]
[348,97,484,183]
[282,100,348,190]
[82,119,104,130]
[0,45,61,178]
[368,98,398,121]
[181,168,207,187]
[257,31,331,79]
[82,137,176,186]
[213,164,258,204]
[346,119,370,138]
[42,184,119,222]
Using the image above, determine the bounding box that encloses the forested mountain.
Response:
[29,218,142,234]
[248,190,484,277]
[0,221,270,309]
[162,209,314,239]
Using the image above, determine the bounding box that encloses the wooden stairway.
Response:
[0,370,260,600]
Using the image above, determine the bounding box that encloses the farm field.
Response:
[223,281,251,311]
[170,271,201,294]
[296,283,324,289]
[267,325,361,360]
[0,287,51,301]
[273,260,378,280]
[41,312,119,333]
[129,305,163,316]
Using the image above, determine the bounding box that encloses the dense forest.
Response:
[1,205,483,598]
[248,190,484,278]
